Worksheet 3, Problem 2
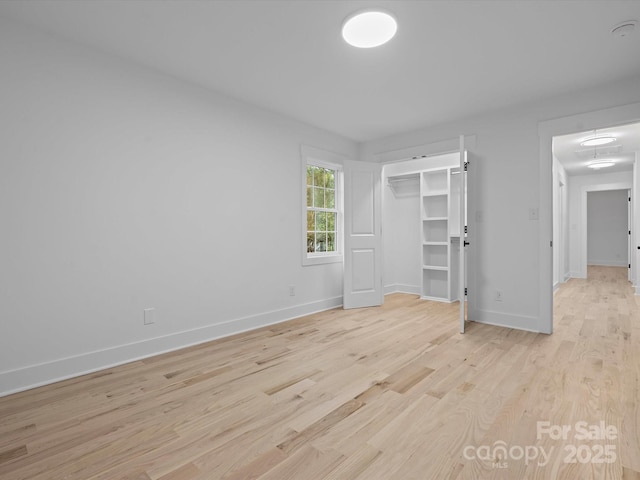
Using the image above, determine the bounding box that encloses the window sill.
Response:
[303,254,343,266]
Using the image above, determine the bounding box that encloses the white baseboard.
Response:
[384,284,421,295]
[0,296,343,398]
[587,261,628,267]
[467,309,541,333]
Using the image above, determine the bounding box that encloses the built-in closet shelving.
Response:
[421,167,459,302]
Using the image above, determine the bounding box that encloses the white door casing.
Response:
[459,135,466,333]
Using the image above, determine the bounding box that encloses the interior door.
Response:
[458,136,466,332]
[343,160,383,309]
[460,139,477,332]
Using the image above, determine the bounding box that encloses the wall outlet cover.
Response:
[143,308,156,325]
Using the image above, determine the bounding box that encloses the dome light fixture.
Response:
[580,136,617,147]
[342,10,397,48]
[588,161,615,169]
[580,129,616,147]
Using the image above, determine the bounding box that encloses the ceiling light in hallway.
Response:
[588,161,615,169]
[580,134,616,147]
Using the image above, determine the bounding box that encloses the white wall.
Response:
[0,19,357,396]
[567,171,633,277]
[587,190,629,267]
[362,77,640,333]
[382,183,420,294]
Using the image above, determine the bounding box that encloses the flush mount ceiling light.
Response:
[588,161,616,169]
[580,131,616,147]
[342,10,397,48]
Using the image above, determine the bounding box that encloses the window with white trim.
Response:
[301,147,343,266]
[307,164,338,254]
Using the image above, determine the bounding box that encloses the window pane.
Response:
[316,233,327,252]
[326,189,335,209]
[316,211,327,231]
[326,232,335,252]
[307,186,313,207]
[307,233,315,253]
[314,187,325,208]
[307,166,313,186]
[313,167,326,188]
[307,211,315,231]
[327,212,336,232]
[326,171,335,189]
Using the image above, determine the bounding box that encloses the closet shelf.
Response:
[423,190,448,197]
[387,173,420,197]
[421,166,458,302]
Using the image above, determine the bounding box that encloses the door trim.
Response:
[538,101,640,334]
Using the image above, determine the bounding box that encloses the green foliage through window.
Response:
[307,165,337,253]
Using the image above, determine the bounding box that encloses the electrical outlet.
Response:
[495,290,503,302]
[289,285,296,296]
[143,308,156,325]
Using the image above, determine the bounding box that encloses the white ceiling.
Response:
[1,1,640,143]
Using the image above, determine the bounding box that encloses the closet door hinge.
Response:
[464,225,468,234]
[464,161,469,172]
[464,287,468,296]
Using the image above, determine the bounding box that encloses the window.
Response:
[301,146,343,266]
[307,165,337,254]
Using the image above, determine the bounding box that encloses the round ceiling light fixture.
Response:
[342,10,397,48]
[588,161,616,169]
[580,135,616,147]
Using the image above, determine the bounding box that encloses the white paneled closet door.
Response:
[343,160,383,309]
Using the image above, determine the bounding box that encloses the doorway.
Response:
[381,142,473,332]
[586,189,630,273]
[545,115,640,332]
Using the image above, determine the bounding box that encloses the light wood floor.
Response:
[1,266,639,479]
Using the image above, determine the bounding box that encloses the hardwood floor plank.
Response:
[0,445,28,465]
[278,399,364,454]
[156,461,201,480]
[321,444,381,480]
[222,447,287,480]
[255,445,345,480]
